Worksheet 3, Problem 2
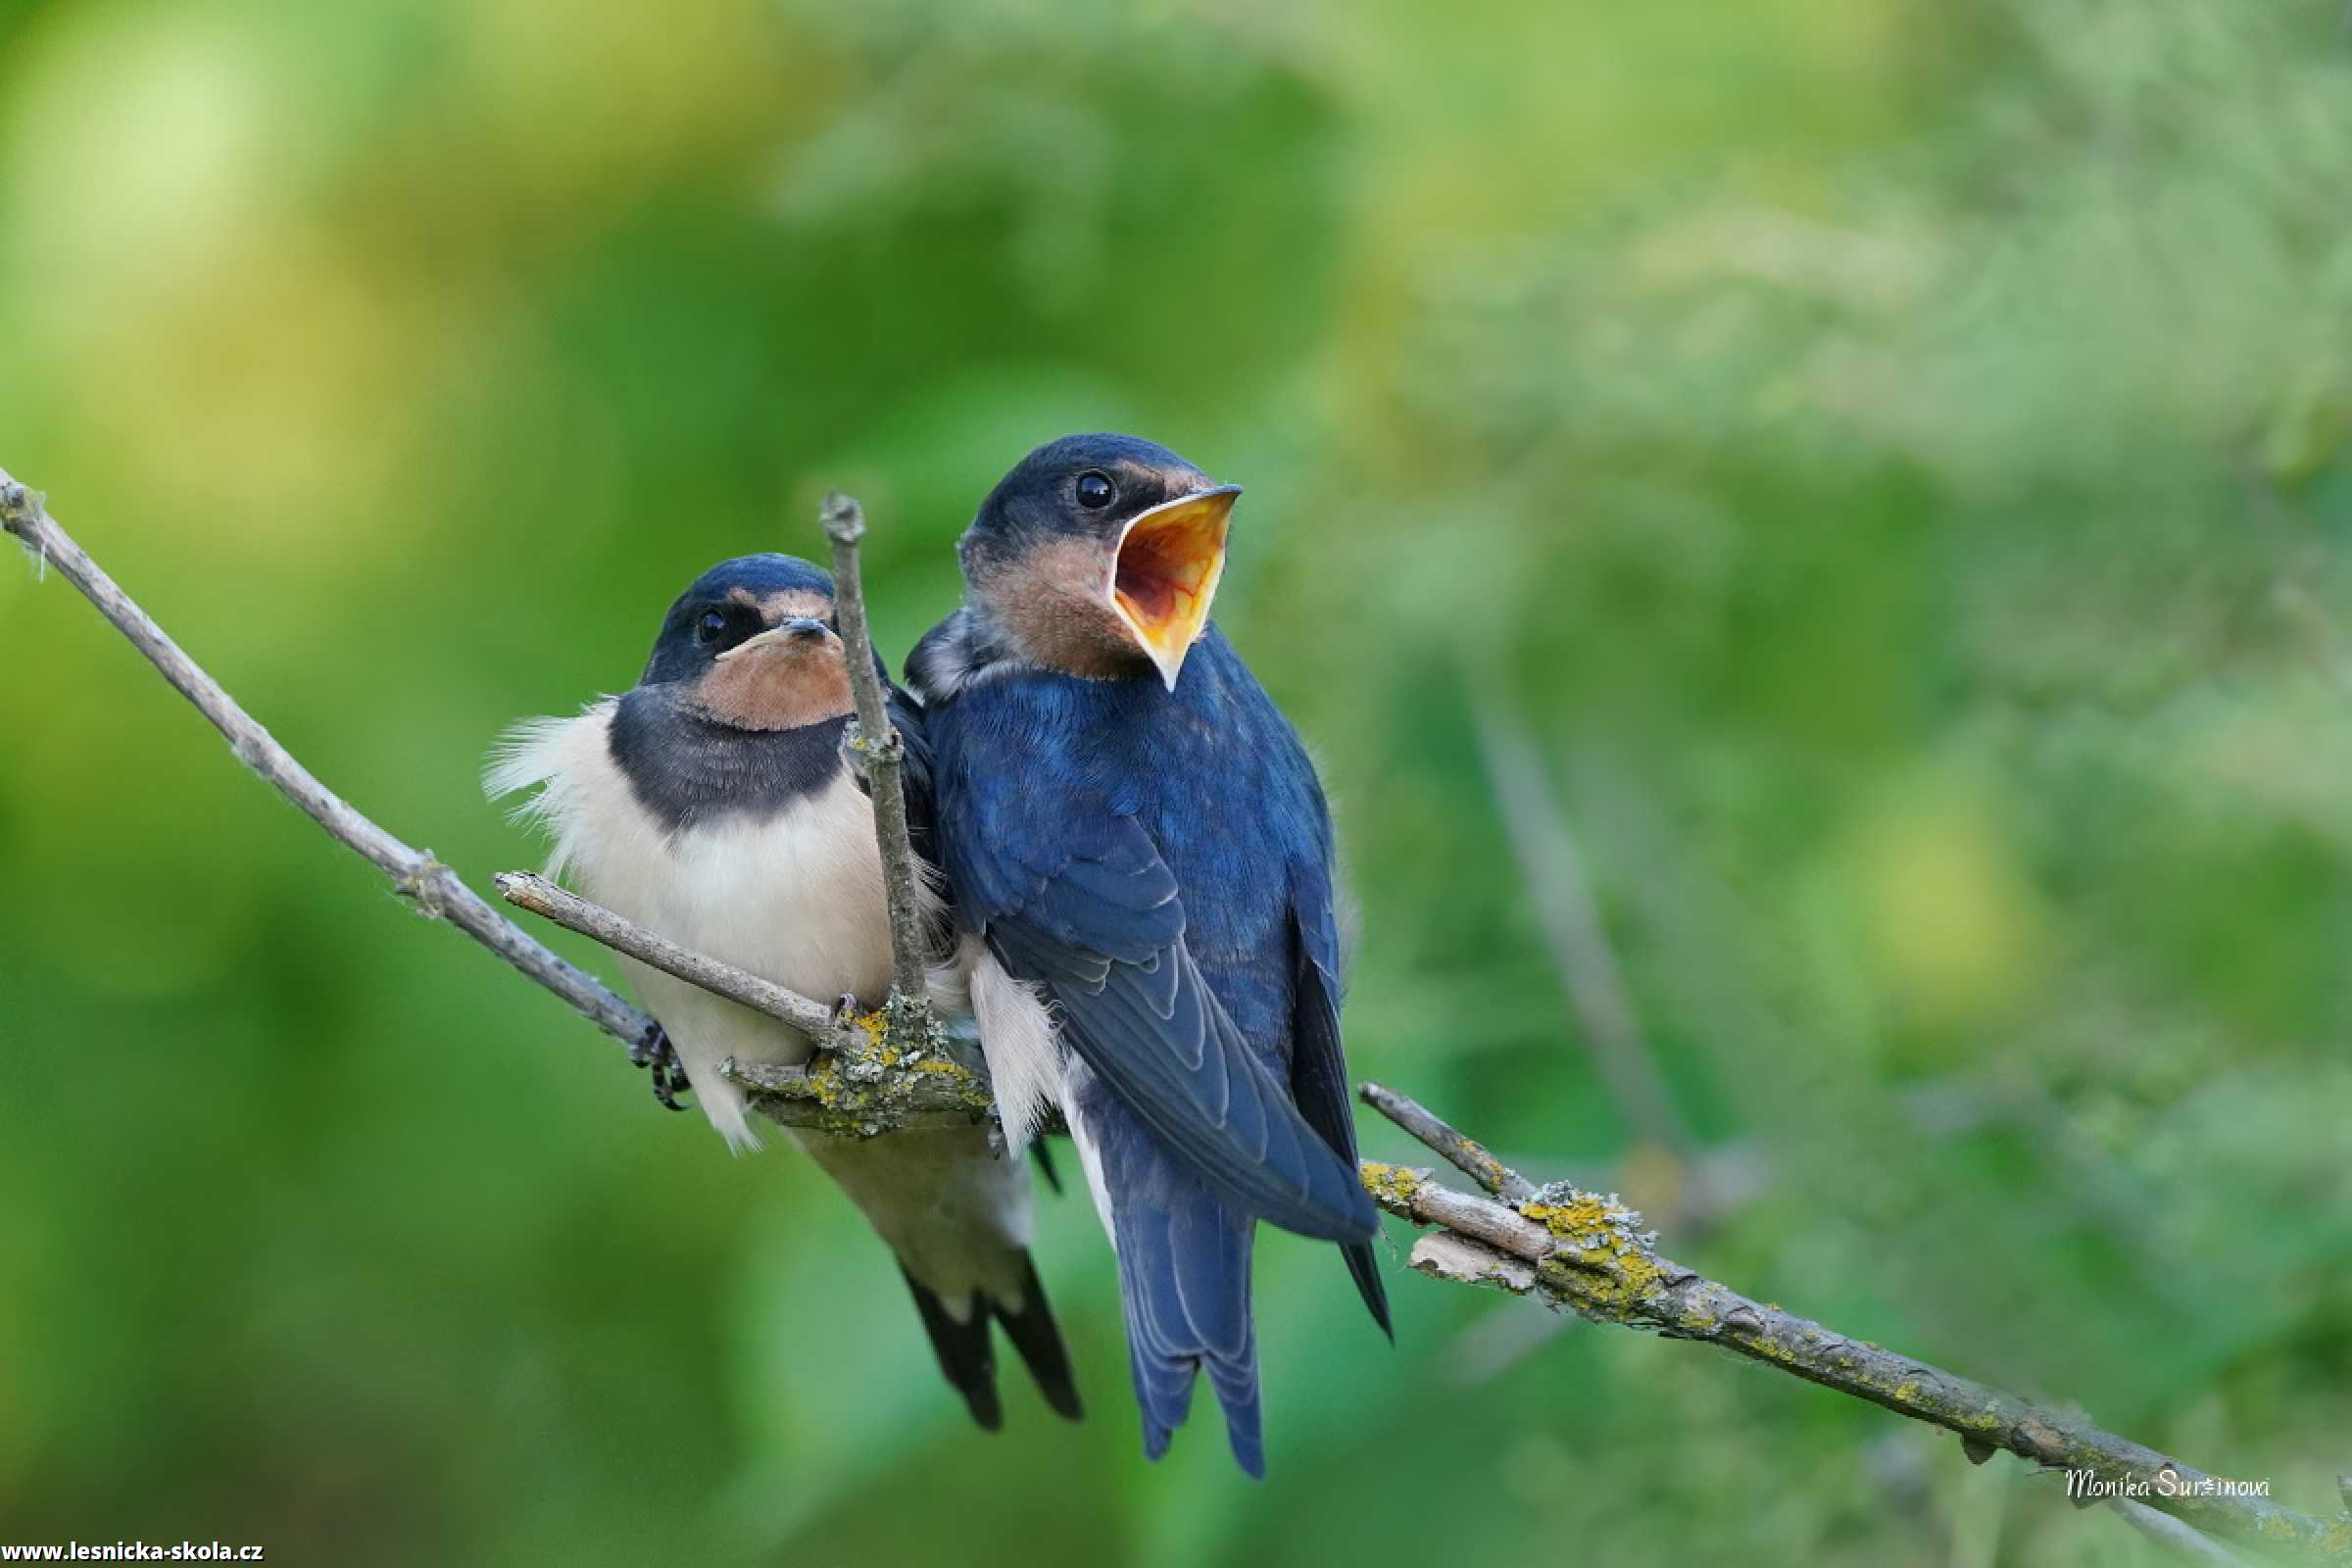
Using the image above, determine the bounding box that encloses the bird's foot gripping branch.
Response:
[490,871,990,1139]
[12,464,2350,1562]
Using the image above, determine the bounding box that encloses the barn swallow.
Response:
[488,554,1080,1431]
[909,435,1389,1477]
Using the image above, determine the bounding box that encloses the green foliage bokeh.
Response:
[3,1,2348,1562]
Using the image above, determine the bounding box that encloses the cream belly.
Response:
[490,702,894,1151]
[489,702,1033,1304]
[598,773,895,1152]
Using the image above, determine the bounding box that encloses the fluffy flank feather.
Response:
[969,945,1062,1152]
[482,702,618,884]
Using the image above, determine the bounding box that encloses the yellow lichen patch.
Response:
[1518,1188,1670,1316]
[1519,1196,1631,1243]
[1537,1239,1666,1313]
[1893,1381,1919,1404]
[1359,1162,1424,1209]
[1624,1251,1668,1296]
[802,1054,846,1106]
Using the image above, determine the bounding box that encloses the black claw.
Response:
[637,1024,693,1111]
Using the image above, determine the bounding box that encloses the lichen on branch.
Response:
[724,1010,995,1139]
[1356,1084,2351,1565]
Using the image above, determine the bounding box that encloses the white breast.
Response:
[488,702,894,1151]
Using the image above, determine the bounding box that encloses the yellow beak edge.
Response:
[1108,484,1240,692]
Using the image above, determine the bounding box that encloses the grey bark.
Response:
[819,489,937,1043]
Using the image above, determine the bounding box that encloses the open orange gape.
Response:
[1108,484,1241,690]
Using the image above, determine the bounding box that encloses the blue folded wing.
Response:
[938,741,1374,1244]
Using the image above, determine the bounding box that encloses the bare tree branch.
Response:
[819,489,936,1043]
[1357,1083,2348,1565]
[489,871,998,1138]
[493,872,837,1037]
[1359,1082,1536,1201]
[0,466,660,1065]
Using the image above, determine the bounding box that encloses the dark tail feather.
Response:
[1289,926,1392,1345]
[1341,1240,1393,1342]
[900,1267,1003,1432]
[991,1252,1083,1421]
[1287,941,1395,1340]
[1200,1329,1264,1479]
[1128,1339,1199,1463]
[1098,1108,1266,1478]
[1029,1136,1063,1196]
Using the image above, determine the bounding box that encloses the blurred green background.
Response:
[4,0,2350,1562]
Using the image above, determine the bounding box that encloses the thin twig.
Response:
[2111,1498,2245,1565]
[0,466,658,1061]
[1358,1087,2344,1565]
[819,491,933,1033]
[1360,1082,1536,1200]
[493,872,836,1036]
[1470,696,1698,1161]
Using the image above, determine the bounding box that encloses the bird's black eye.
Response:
[694,610,728,646]
[1075,471,1116,510]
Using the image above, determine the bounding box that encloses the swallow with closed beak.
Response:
[490,554,1080,1430]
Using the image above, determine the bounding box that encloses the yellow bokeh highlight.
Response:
[1849,775,2049,1026]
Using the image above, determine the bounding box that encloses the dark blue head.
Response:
[642,555,835,685]
[959,433,1242,691]
[637,554,856,732]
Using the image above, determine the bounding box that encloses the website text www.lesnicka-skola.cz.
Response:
[1,1544,262,1561]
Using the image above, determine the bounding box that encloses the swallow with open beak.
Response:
[909,434,1389,1477]
[487,554,1080,1431]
